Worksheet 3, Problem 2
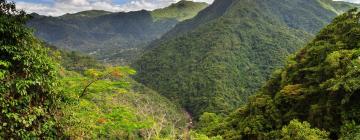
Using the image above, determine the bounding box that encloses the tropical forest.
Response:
[2,0,360,139]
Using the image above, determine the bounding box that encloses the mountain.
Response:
[44,45,190,139]
[27,1,208,64]
[133,0,358,118]
[59,70,189,139]
[59,10,112,19]
[152,0,208,21]
[209,9,360,139]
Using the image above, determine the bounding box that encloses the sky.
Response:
[336,0,360,3]
[11,0,360,16]
[12,0,214,16]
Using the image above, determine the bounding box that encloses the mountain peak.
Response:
[60,10,112,19]
[171,0,208,8]
[133,0,358,119]
[151,0,208,21]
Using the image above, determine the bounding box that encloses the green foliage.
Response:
[151,0,208,21]
[80,66,135,98]
[0,0,59,138]
[134,0,357,119]
[340,121,360,140]
[0,60,9,79]
[211,9,360,139]
[53,47,104,72]
[84,66,136,79]
[60,10,111,20]
[280,119,329,140]
[197,112,222,135]
[44,39,189,139]
[28,11,174,65]
[190,131,223,140]
[211,95,281,140]
[58,70,143,138]
[57,67,188,139]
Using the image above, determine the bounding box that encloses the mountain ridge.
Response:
[27,1,208,64]
[209,9,360,139]
[133,0,359,119]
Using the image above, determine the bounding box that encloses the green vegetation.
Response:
[0,1,189,138]
[49,34,189,139]
[57,67,188,139]
[133,0,357,119]
[201,9,360,139]
[197,112,222,136]
[60,10,112,20]
[5,0,360,139]
[46,44,104,72]
[58,50,104,72]
[190,131,223,140]
[0,1,59,138]
[151,0,208,21]
[340,121,360,140]
[280,120,329,140]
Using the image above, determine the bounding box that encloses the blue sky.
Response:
[12,0,359,16]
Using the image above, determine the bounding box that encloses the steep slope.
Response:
[159,0,235,39]
[59,10,112,20]
[211,9,360,139]
[151,0,208,21]
[47,46,189,139]
[59,71,189,139]
[133,0,357,118]
[27,1,208,64]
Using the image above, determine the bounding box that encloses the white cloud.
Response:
[334,0,360,3]
[19,0,355,17]
[193,0,213,3]
[15,0,214,16]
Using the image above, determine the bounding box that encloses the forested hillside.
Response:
[200,9,360,140]
[0,1,190,138]
[133,0,358,118]
[27,1,208,64]
[47,40,191,139]
[57,68,189,139]
[4,0,360,139]
[151,0,208,21]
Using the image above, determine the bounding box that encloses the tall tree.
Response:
[0,0,60,138]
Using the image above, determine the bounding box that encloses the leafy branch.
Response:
[79,66,136,98]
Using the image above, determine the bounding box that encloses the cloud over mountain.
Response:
[14,0,214,16]
[335,0,360,3]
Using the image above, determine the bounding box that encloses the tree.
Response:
[280,120,329,140]
[339,121,360,140]
[190,131,223,140]
[80,66,136,98]
[0,0,59,138]
[197,112,222,135]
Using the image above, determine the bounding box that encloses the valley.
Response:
[27,0,208,65]
[2,0,360,139]
[133,0,358,119]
